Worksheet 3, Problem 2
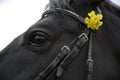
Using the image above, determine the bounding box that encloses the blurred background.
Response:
[0,0,119,51]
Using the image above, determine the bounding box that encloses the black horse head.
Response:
[0,0,120,80]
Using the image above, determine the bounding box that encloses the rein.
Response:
[35,7,102,80]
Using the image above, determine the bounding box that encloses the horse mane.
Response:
[105,0,120,11]
[104,0,120,17]
[48,0,120,16]
[48,0,71,10]
[48,0,102,10]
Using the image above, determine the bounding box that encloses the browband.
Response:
[42,7,102,25]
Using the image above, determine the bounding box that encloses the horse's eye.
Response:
[28,32,49,46]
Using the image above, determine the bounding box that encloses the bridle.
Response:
[34,7,102,80]
[35,7,102,80]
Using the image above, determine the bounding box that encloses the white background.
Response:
[0,0,119,51]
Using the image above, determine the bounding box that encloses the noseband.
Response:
[35,7,102,80]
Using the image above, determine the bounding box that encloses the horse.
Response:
[0,0,120,80]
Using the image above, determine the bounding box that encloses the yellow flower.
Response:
[84,10,103,30]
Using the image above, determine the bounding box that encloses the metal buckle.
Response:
[79,33,88,41]
[60,45,70,53]
[86,59,94,74]
[79,33,88,40]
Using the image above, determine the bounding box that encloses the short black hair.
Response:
[48,0,105,10]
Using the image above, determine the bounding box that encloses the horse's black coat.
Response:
[0,0,120,80]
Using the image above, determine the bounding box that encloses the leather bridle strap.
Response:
[87,32,94,80]
[35,29,89,80]
[35,37,78,80]
[56,32,89,77]
[42,8,85,25]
